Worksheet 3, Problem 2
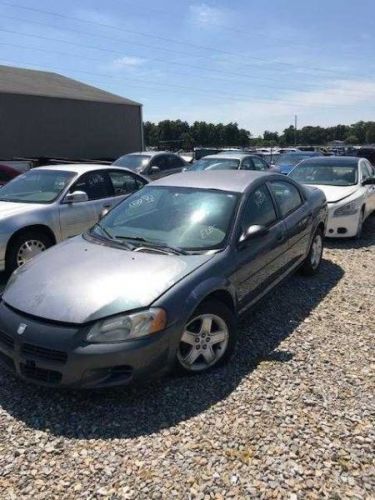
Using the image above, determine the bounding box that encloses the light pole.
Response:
[294,115,298,146]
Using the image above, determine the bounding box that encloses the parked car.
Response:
[112,151,187,179]
[184,152,272,172]
[276,151,322,174]
[289,156,375,238]
[0,170,327,388]
[357,147,375,166]
[0,164,21,186]
[0,164,147,273]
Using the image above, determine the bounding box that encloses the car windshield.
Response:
[91,186,239,251]
[188,158,240,171]
[113,154,151,171]
[0,169,75,203]
[276,154,316,165]
[289,163,358,186]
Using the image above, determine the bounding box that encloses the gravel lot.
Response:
[0,217,374,499]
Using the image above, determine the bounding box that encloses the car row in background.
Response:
[183,152,275,173]
[289,156,375,238]
[113,151,187,180]
[0,164,148,273]
[0,170,327,388]
[274,151,323,174]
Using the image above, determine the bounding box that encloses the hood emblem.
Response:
[17,323,27,335]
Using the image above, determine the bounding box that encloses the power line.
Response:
[0,1,370,80]
[0,26,334,94]
[0,58,356,109]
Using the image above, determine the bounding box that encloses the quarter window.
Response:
[252,157,268,171]
[270,181,302,217]
[108,170,146,196]
[242,185,277,228]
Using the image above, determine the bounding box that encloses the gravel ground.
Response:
[0,217,374,499]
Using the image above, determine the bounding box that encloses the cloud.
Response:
[146,79,375,135]
[189,3,231,27]
[109,56,146,70]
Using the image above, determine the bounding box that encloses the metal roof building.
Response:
[0,65,143,161]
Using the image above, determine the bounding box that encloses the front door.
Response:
[59,170,114,239]
[232,183,289,310]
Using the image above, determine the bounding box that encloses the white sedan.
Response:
[289,156,375,238]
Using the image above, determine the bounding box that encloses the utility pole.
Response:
[294,115,298,146]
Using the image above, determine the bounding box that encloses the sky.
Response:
[0,0,375,136]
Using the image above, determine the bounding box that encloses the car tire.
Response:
[355,208,365,239]
[300,228,324,276]
[7,230,53,274]
[175,299,236,375]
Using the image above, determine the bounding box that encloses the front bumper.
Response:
[0,301,176,388]
[325,206,361,238]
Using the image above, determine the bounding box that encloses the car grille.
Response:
[21,343,68,364]
[20,363,62,384]
[0,329,15,350]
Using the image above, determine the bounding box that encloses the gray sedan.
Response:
[0,164,147,273]
[0,171,327,388]
[185,152,271,172]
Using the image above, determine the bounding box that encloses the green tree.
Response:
[365,124,375,144]
[345,135,359,145]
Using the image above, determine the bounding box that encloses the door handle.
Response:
[103,204,112,209]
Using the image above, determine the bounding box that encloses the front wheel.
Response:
[176,299,236,375]
[300,228,324,276]
[6,230,53,274]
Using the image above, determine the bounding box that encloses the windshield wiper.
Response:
[114,235,187,255]
[94,224,134,250]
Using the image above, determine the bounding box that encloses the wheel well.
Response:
[6,225,56,260]
[200,290,236,313]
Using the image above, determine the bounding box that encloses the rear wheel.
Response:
[7,230,53,274]
[300,228,323,276]
[176,299,236,375]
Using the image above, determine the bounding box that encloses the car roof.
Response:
[119,151,174,158]
[300,156,359,166]
[150,170,277,193]
[281,151,320,156]
[35,164,139,175]
[202,152,255,160]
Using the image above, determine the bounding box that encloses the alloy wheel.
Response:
[16,240,47,267]
[177,313,229,372]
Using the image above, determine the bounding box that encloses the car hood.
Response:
[3,236,214,324]
[306,184,359,203]
[0,201,41,218]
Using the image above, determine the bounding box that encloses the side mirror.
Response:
[239,225,268,245]
[99,207,110,220]
[150,165,160,173]
[63,190,89,204]
[362,177,375,186]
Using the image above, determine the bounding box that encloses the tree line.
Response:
[144,120,375,149]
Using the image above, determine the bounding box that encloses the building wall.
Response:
[0,93,143,160]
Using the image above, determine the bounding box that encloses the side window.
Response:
[151,155,169,171]
[241,157,253,170]
[360,162,371,181]
[252,157,268,171]
[0,171,11,182]
[108,170,146,196]
[270,181,302,217]
[70,171,113,200]
[242,184,277,228]
[169,155,185,168]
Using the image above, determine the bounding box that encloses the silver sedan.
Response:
[0,164,147,273]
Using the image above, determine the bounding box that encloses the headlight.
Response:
[333,200,360,217]
[86,308,167,343]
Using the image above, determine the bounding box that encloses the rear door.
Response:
[167,154,186,176]
[148,154,170,179]
[269,180,313,267]
[233,183,288,309]
[59,170,114,238]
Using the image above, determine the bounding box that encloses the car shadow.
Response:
[325,212,375,250]
[0,258,344,439]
